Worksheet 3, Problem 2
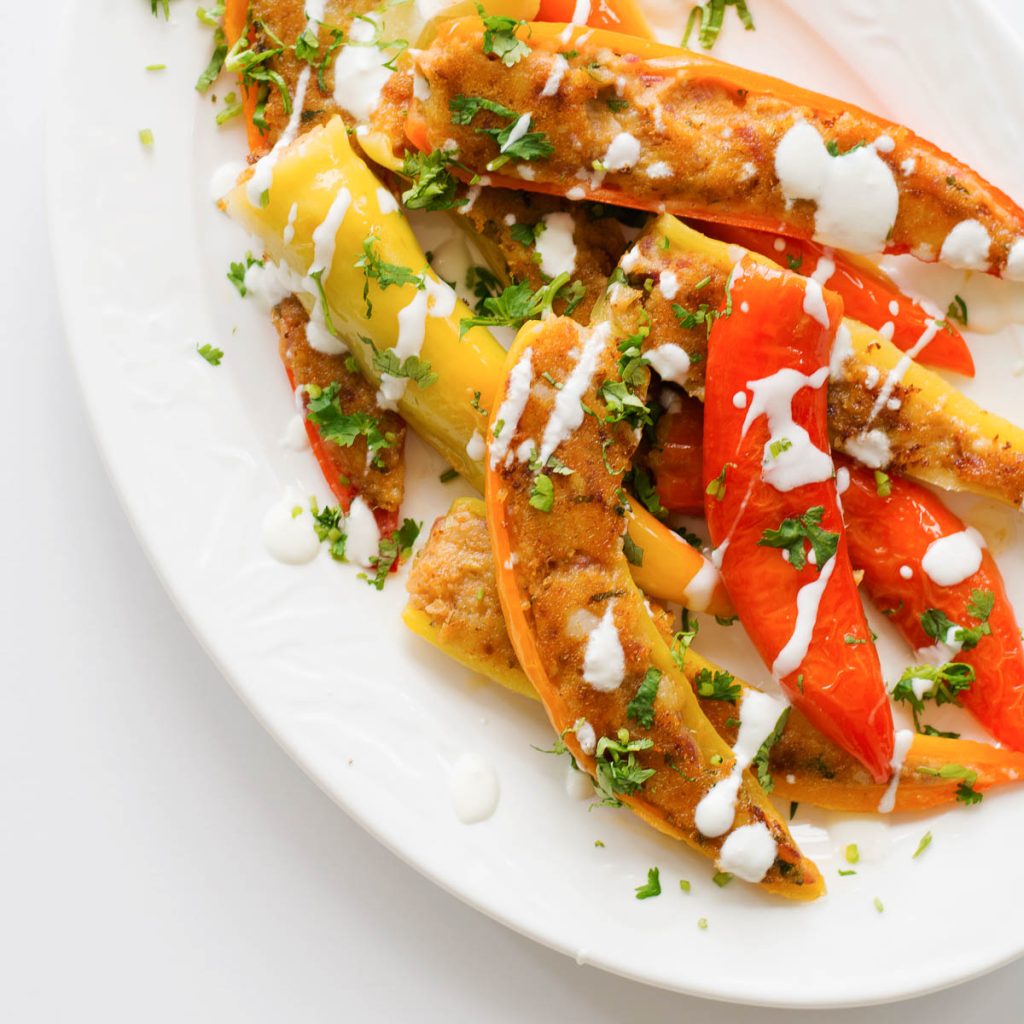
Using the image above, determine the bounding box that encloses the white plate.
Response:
[47,0,1024,1007]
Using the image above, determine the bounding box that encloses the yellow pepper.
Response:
[224,117,732,614]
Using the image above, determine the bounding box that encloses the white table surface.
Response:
[5,2,1024,1019]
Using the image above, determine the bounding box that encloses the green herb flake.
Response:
[360,518,422,590]
[528,473,555,513]
[751,707,790,793]
[711,871,733,888]
[138,128,155,147]
[912,831,932,859]
[197,343,223,365]
[758,506,839,572]
[679,879,691,893]
[479,6,531,67]
[946,294,968,326]
[626,668,662,729]
[873,896,885,914]
[694,667,740,703]
[845,843,860,865]
[634,866,662,900]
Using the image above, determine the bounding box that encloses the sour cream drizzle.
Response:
[535,212,577,278]
[718,822,779,883]
[582,602,626,692]
[246,67,312,207]
[309,187,352,277]
[772,555,837,680]
[694,690,790,839]
[537,323,610,465]
[741,366,832,492]
[541,54,570,97]
[865,317,942,425]
[489,347,534,468]
[877,729,914,814]
[920,528,985,587]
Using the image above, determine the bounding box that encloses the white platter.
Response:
[47,0,1024,1007]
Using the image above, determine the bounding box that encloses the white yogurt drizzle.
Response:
[332,16,393,124]
[842,428,892,469]
[920,528,985,587]
[377,277,456,410]
[602,133,641,172]
[694,690,790,838]
[877,728,915,814]
[772,555,837,680]
[802,278,831,329]
[246,67,312,207]
[865,316,942,426]
[309,186,352,278]
[345,496,380,568]
[741,366,832,492]
[541,54,570,98]
[489,347,534,468]
[582,602,626,692]
[939,219,992,271]
[535,212,577,278]
[537,323,610,464]
[658,270,680,300]
[450,752,500,824]
[681,557,721,613]
[645,343,690,386]
[283,201,299,244]
[261,486,320,565]
[466,429,486,462]
[774,122,899,252]
[717,822,778,883]
[571,0,592,23]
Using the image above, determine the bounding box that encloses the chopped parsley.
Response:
[706,464,729,501]
[510,222,542,247]
[310,499,347,561]
[671,300,727,338]
[916,763,983,805]
[479,6,531,67]
[694,668,740,703]
[196,343,223,366]
[919,589,994,652]
[751,706,790,793]
[758,506,839,572]
[711,870,733,888]
[361,518,421,590]
[627,669,662,729]
[768,437,793,459]
[449,94,554,170]
[623,467,666,521]
[593,729,656,807]
[372,349,438,389]
[912,831,932,859]
[401,149,464,211]
[528,473,555,512]
[682,0,754,50]
[623,532,644,567]
[356,236,425,317]
[891,661,974,733]
[221,23,290,128]
[671,618,700,670]
[946,294,968,326]
[458,273,579,335]
[873,469,892,497]
[599,380,652,429]
[216,90,243,125]
[634,866,662,900]
[227,252,263,297]
[786,253,803,271]
[305,383,391,465]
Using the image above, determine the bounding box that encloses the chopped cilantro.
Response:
[528,473,555,512]
[874,469,892,497]
[623,532,644,567]
[891,661,974,733]
[711,870,733,888]
[401,149,464,211]
[372,349,438,389]
[758,506,839,572]
[873,897,885,914]
[912,831,932,859]
[768,437,793,459]
[459,272,577,335]
[751,707,790,793]
[946,294,968,326]
[305,382,390,465]
[679,879,691,893]
[599,380,652,429]
[593,729,655,807]
[705,464,728,501]
[694,668,740,703]
[361,518,421,590]
[310,498,347,561]
[682,0,754,50]
[196,343,223,366]
[624,467,667,520]
[627,669,662,729]
[920,589,994,652]
[227,252,263,296]
[479,6,531,67]
[510,222,541,247]
[449,94,554,170]
[634,866,662,900]
[356,235,425,317]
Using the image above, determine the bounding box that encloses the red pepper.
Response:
[703,258,894,782]
[647,395,705,515]
[282,361,399,537]
[698,224,975,378]
[839,456,1024,750]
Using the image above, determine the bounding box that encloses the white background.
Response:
[4,1,1024,1020]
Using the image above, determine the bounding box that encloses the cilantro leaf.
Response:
[401,149,464,211]
[751,707,790,793]
[449,94,554,170]
[758,506,839,572]
[309,499,347,561]
[627,669,662,729]
[196,343,223,366]
[634,866,662,900]
[593,729,655,807]
[694,668,740,703]
[227,252,263,297]
[624,467,667,520]
[371,350,438,389]
[361,518,421,590]
[479,6,531,67]
[891,661,975,733]
[528,473,555,512]
[355,236,425,317]
[459,272,575,335]
[305,383,391,463]
[920,589,994,652]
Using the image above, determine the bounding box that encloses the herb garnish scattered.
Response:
[450,94,554,170]
[197,343,223,366]
[479,6,531,66]
[682,0,755,50]
[361,518,421,590]
[758,506,839,571]
[593,729,655,807]
[751,707,790,792]
[627,669,662,729]
[635,867,662,900]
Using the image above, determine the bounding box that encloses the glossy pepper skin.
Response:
[698,223,975,377]
[839,456,1024,750]
[703,258,894,783]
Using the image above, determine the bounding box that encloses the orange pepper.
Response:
[535,0,652,38]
